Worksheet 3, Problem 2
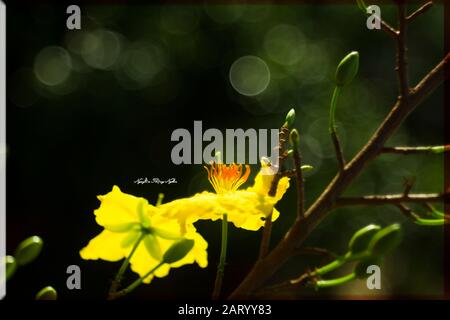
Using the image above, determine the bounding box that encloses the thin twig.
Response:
[292,148,305,219]
[381,145,450,154]
[335,193,448,207]
[396,203,421,220]
[406,1,433,21]
[396,1,409,98]
[259,126,290,260]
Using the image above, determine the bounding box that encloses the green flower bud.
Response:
[14,236,43,266]
[284,108,296,127]
[354,258,381,279]
[289,129,300,148]
[35,286,57,300]
[348,224,381,255]
[4,255,17,280]
[286,149,294,157]
[368,223,402,257]
[163,239,195,264]
[335,51,359,87]
[301,165,314,172]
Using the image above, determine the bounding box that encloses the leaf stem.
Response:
[315,273,356,288]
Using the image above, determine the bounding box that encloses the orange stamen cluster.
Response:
[204,162,250,194]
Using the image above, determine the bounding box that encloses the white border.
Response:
[0,0,6,300]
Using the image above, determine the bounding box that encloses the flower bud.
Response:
[163,239,195,264]
[35,286,58,300]
[335,51,359,87]
[284,108,296,128]
[4,255,17,280]
[14,236,43,266]
[348,224,381,255]
[289,129,300,148]
[367,223,402,257]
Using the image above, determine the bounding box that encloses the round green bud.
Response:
[14,236,43,266]
[35,286,57,300]
[368,223,402,258]
[284,108,296,127]
[335,51,359,87]
[354,258,381,279]
[301,165,314,172]
[163,239,195,264]
[4,255,17,280]
[348,224,381,255]
[289,129,300,148]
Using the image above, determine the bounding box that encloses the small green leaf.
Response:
[35,286,57,300]
[335,51,359,87]
[4,255,17,280]
[14,236,43,266]
[144,234,162,260]
[368,223,402,258]
[348,224,381,255]
[163,239,195,264]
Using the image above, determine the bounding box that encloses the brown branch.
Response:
[229,50,450,299]
[381,145,450,154]
[406,1,433,21]
[396,1,409,98]
[258,126,289,260]
[396,203,421,220]
[335,193,448,207]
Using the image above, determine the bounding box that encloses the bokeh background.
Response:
[5,2,445,299]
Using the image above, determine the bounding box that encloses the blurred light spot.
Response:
[264,24,306,66]
[160,7,199,35]
[34,46,72,86]
[82,29,122,70]
[289,43,330,84]
[204,5,245,24]
[9,68,39,107]
[116,42,166,90]
[229,56,270,96]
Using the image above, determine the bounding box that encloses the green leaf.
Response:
[14,236,43,266]
[368,223,402,258]
[144,234,162,260]
[348,224,381,255]
[163,239,195,264]
[35,286,57,300]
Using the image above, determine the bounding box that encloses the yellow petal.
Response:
[79,230,130,261]
[94,186,149,228]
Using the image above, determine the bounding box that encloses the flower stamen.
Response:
[204,162,250,194]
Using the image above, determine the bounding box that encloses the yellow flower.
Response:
[80,186,208,284]
[159,161,290,231]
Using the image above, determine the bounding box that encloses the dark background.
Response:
[4,2,445,299]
